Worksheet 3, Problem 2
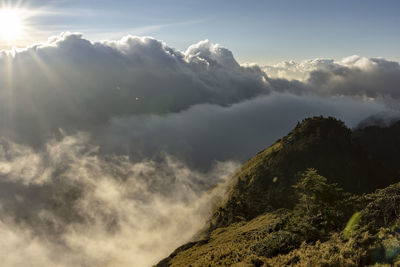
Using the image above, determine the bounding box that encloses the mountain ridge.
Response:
[156,116,400,267]
[209,116,399,230]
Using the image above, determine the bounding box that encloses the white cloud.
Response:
[0,135,239,267]
[0,32,398,154]
[0,33,270,146]
[262,58,336,80]
[305,56,400,100]
[262,55,400,86]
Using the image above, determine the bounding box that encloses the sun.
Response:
[0,9,24,41]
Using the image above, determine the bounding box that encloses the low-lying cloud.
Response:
[101,93,387,168]
[0,134,238,266]
[0,33,399,266]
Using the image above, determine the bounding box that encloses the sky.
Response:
[1,0,400,64]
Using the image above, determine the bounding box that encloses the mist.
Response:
[0,133,239,266]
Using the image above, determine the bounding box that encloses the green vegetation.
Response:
[209,117,399,231]
[160,171,400,267]
[156,116,400,267]
[343,212,361,239]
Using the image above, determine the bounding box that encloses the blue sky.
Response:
[3,0,400,64]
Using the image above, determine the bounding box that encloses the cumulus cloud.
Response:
[262,58,335,80]
[263,55,400,103]
[0,33,269,146]
[0,33,400,266]
[0,33,398,161]
[306,56,400,101]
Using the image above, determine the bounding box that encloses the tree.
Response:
[292,169,348,232]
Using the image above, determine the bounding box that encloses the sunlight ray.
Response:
[0,53,15,138]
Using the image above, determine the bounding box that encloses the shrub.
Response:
[250,230,301,258]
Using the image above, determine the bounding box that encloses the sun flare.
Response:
[0,9,24,40]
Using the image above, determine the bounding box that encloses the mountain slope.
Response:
[159,180,400,266]
[210,116,398,229]
[156,116,400,266]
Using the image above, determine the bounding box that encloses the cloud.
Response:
[0,33,398,156]
[263,55,400,104]
[0,135,239,267]
[0,33,400,266]
[0,33,270,146]
[262,58,335,81]
[100,93,387,168]
[306,56,400,101]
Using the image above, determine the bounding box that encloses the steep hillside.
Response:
[159,176,400,266]
[210,116,398,229]
[156,116,400,267]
